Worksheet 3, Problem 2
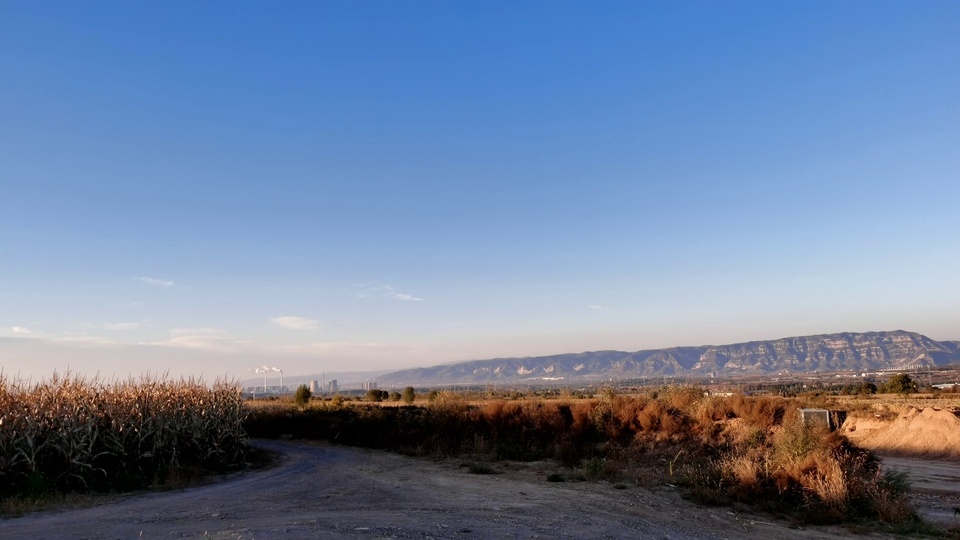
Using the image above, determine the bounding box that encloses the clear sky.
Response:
[2,1,959,382]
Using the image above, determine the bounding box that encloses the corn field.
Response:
[0,374,248,497]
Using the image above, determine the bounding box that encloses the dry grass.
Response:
[703,411,919,524]
[0,373,248,501]
[720,453,762,490]
[243,387,916,525]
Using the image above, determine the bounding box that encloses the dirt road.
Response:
[880,457,960,528]
[843,407,960,528]
[0,440,879,539]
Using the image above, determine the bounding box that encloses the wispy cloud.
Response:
[588,304,610,311]
[138,276,174,288]
[356,283,423,302]
[169,327,225,337]
[103,322,140,331]
[278,341,399,355]
[151,328,253,353]
[1,326,40,339]
[2,326,117,345]
[54,334,118,346]
[271,316,321,330]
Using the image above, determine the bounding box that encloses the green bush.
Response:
[294,384,312,407]
[881,374,917,395]
[402,386,416,404]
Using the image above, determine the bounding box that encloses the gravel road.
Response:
[0,440,876,539]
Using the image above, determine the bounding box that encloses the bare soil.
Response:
[843,405,960,529]
[882,457,960,528]
[843,406,960,459]
[0,440,909,539]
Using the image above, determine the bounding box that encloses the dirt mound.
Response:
[843,407,960,459]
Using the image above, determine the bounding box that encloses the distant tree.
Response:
[842,381,877,395]
[388,391,402,401]
[402,386,416,404]
[294,384,312,407]
[366,389,384,402]
[883,373,917,395]
[427,390,439,402]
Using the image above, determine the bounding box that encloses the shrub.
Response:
[402,386,416,404]
[661,385,705,410]
[294,384,312,407]
[840,382,877,395]
[881,374,917,395]
[773,412,821,462]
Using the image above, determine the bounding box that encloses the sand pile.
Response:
[843,406,960,459]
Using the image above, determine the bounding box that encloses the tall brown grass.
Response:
[245,387,913,524]
[0,374,248,499]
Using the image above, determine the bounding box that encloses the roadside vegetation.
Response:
[0,371,929,529]
[0,374,250,511]
[245,387,918,527]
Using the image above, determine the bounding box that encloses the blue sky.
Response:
[2,1,959,381]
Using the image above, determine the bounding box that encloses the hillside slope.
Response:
[378,330,959,385]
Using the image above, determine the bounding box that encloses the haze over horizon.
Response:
[2,2,959,382]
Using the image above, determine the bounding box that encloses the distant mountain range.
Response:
[376,330,960,386]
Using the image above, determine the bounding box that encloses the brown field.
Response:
[0,374,249,503]
[7,381,960,537]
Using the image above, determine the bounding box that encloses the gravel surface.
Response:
[0,440,892,539]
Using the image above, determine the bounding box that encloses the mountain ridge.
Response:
[377,330,960,385]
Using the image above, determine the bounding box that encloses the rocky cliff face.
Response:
[378,331,960,385]
[687,331,954,374]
